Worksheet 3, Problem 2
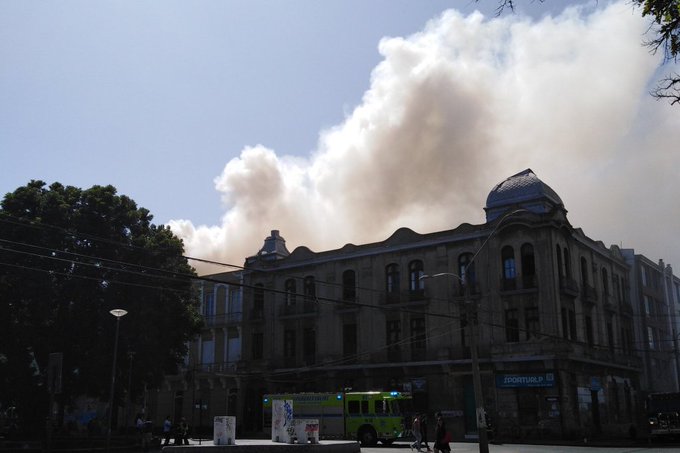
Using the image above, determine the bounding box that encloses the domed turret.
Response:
[485,169,565,222]
[248,230,290,263]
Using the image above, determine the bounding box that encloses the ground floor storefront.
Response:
[151,357,642,442]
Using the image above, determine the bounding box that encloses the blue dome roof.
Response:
[485,169,564,221]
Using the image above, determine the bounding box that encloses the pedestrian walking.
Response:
[420,413,432,452]
[162,416,173,446]
[410,414,423,451]
[433,413,451,453]
[141,417,153,452]
[175,417,189,445]
[135,413,144,442]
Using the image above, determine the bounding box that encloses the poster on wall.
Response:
[271,400,294,443]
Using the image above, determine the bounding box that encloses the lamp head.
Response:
[109,309,128,318]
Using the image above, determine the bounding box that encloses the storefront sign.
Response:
[590,377,602,391]
[412,378,427,393]
[496,372,555,388]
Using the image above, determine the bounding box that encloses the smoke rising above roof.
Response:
[169,2,680,275]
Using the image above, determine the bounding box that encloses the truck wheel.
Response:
[358,427,377,446]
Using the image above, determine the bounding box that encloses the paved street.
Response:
[359,441,680,453]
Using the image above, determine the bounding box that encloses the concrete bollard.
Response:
[213,416,235,445]
[294,419,320,444]
[271,400,294,443]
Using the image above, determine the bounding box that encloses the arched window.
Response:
[458,253,476,294]
[409,260,425,293]
[502,246,516,278]
[253,283,264,314]
[580,257,589,286]
[386,264,400,293]
[342,270,356,301]
[602,268,610,297]
[284,279,296,306]
[521,243,536,288]
[215,286,227,318]
[304,276,316,301]
[563,248,572,279]
[502,246,516,290]
[204,290,216,317]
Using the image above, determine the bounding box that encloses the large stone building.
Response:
[622,251,680,393]
[152,169,679,441]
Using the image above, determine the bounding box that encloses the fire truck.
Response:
[263,391,411,446]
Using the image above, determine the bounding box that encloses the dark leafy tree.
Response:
[635,0,680,105]
[0,181,202,433]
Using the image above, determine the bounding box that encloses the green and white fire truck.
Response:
[263,391,411,446]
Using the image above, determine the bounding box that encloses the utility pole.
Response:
[466,279,489,453]
[422,209,527,453]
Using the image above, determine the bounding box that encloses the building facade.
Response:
[153,169,678,441]
[622,251,680,393]
[150,272,244,435]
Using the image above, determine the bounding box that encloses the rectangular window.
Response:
[201,339,214,365]
[229,288,242,317]
[641,266,648,286]
[204,292,215,317]
[561,308,569,340]
[361,400,369,414]
[374,400,385,414]
[252,333,263,360]
[343,323,357,357]
[607,321,614,352]
[303,327,316,364]
[613,275,621,302]
[505,309,519,342]
[648,326,655,349]
[568,309,577,341]
[348,400,360,414]
[254,284,264,313]
[644,296,651,315]
[525,307,539,340]
[284,329,296,358]
[227,327,240,362]
[460,314,468,349]
[585,315,593,347]
[410,318,426,350]
[386,320,401,360]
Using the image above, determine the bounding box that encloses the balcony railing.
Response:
[581,284,598,303]
[196,361,238,373]
[279,301,319,317]
[248,308,264,321]
[203,312,242,327]
[500,276,539,292]
[387,347,402,362]
[380,289,430,305]
[559,277,579,297]
[501,277,517,291]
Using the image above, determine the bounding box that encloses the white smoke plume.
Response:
[169,2,680,275]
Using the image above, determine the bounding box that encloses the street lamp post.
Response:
[106,309,128,453]
[421,209,527,453]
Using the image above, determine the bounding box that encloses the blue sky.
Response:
[2,1,679,273]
